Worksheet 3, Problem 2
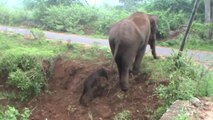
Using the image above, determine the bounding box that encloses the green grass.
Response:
[141,56,174,82]
[147,52,213,119]
[157,35,213,52]
[0,33,68,58]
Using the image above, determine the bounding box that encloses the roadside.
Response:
[0,25,212,67]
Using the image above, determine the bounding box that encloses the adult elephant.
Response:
[108,12,159,92]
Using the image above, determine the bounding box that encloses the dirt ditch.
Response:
[20,57,162,120]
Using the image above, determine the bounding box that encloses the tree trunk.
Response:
[205,0,212,39]
[205,0,211,22]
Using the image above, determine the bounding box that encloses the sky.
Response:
[4,0,120,8]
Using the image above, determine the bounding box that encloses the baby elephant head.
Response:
[79,68,108,106]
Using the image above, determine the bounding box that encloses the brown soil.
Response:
[19,58,163,120]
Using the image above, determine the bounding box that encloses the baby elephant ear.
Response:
[149,15,159,34]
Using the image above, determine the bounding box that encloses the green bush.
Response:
[0,54,45,101]
[0,6,33,25]
[40,4,99,34]
[191,22,213,39]
[95,8,129,34]
[148,10,188,38]
[0,106,31,120]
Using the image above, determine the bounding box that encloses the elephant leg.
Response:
[115,55,132,92]
[149,39,158,59]
[132,44,147,75]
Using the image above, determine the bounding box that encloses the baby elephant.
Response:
[79,68,108,106]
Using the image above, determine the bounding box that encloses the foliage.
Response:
[37,4,129,35]
[23,0,83,9]
[0,33,113,101]
[40,4,99,34]
[0,33,68,100]
[0,54,45,101]
[0,6,33,25]
[30,28,45,40]
[191,22,213,39]
[143,0,193,13]
[158,32,213,51]
[1,0,211,44]
[153,52,213,119]
[146,10,188,37]
[114,110,132,120]
[95,8,129,34]
[0,106,31,120]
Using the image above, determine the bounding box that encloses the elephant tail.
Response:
[113,38,120,60]
[109,38,120,70]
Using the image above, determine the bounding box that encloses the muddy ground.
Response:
[19,57,163,120]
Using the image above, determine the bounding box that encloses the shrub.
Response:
[191,22,213,40]
[30,28,45,40]
[95,8,129,35]
[40,4,99,34]
[0,6,33,25]
[0,106,31,120]
[0,54,45,101]
[148,10,188,38]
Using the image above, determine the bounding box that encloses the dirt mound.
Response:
[25,58,162,120]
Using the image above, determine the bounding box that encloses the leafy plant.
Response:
[0,53,46,101]
[114,110,132,120]
[30,28,45,40]
[0,106,31,120]
[191,22,213,39]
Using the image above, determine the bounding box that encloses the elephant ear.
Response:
[149,15,159,34]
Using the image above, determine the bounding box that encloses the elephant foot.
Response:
[120,81,129,92]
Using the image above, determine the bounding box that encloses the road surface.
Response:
[0,25,212,66]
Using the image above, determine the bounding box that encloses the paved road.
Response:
[0,25,212,66]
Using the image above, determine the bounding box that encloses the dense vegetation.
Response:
[0,0,213,119]
[0,32,212,119]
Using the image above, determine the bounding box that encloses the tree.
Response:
[23,0,82,9]
[205,0,211,22]
[144,0,194,13]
